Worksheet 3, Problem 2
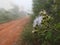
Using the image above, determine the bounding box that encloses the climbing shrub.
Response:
[20,14,60,45]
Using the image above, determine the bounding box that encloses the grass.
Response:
[15,16,35,45]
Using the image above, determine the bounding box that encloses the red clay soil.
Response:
[0,17,30,45]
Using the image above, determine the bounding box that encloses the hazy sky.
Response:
[0,0,32,12]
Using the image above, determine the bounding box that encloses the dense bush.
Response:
[17,0,60,45]
[19,13,60,45]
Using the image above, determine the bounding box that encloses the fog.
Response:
[0,0,32,13]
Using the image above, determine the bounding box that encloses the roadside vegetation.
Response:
[16,0,60,45]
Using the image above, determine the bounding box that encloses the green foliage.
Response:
[32,0,60,45]
[20,13,60,45]
[16,0,60,45]
[33,0,48,16]
[31,14,60,45]
[0,6,22,23]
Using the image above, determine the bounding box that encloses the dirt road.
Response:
[0,17,30,45]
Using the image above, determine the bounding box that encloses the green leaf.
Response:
[45,31,52,40]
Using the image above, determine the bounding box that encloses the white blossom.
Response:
[33,15,43,27]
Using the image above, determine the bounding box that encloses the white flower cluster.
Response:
[33,16,43,28]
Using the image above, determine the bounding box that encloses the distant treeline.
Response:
[0,5,27,23]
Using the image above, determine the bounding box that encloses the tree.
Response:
[33,0,48,16]
[0,5,20,23]
[32,0,60,45]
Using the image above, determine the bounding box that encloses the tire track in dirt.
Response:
[0,17,30,45]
